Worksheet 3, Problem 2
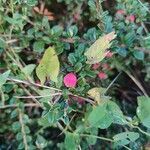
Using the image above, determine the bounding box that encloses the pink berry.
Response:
[63,73,77,88]
[92,63,100,70]
[98,72,108,80]
[102,63,109,70]
[126,15,135,22]
[105,51,113,58]
[116,10,126,15]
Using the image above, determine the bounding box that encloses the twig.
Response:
[6,39,18,44]
[137,0,150,13]
[7,78,95,105]
[19,84,42,107]
[0,103,41,109]
[125,71,148,97]
[7,77,62,91]
[59,114,76,136]
[79,133,131,150]
[132,125,150,137]
[14,93,62,99]
[71,93,95,105]
[128,122,150,137]
[141,22,149,34]
[18,109,28,150]
[0,88,5,106]
[105,72,122,94]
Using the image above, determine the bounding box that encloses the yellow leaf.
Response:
[36,47,60,84]
[84,31,116,64]
[87,87,101,104]
[87,87,108,104]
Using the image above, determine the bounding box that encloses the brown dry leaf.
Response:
[33,2,55,20]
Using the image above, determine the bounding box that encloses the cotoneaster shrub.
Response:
[0,0,150,149]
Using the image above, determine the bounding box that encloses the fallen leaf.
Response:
[33,2,55,20]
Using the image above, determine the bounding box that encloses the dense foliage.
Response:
[0,0,150,149]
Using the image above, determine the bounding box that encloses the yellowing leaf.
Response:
[87,87,108,104]
[36,47,60,84]
[87,87,101,104]
[84,31,116,64]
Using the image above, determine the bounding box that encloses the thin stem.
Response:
[19,84,42,107]
[79,134,131,150]
[0,88,5,106]
[137,0,150,13]
[130,124,150,137]
[14,93,62,99]
[6,39,18,44]
[105,72,122,94]
[80,133,113,142]
[7,78,95,105]
[0,103,41,109]
[141,22,149,35]
[7,77,62,91]
[18,109,28,150]
[125,71,148,97]
[123,145,132,150]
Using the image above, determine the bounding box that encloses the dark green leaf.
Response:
[116,47,127,57]
[74,62,82,72]
[33,41,45,53]
[133,51,144,60]
[68,53,76,65]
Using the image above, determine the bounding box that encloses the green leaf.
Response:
[33,41,45,53]
[0,38,6,48]
[36,47,60,84]
[116,47,127,57]
[38,117,51,127]
[12,121,21,132]
[16,132,23,141]
[22,64,36,76]
[74,62,82,72]
[68,53,76,65]
[85,128,98,145]
[67,25,78,37]
[133,51,144,60]
[106,101,127,125]
[87,102,113,129]
[0,70,10,88]
[124,31,136,46]
[85,70,97,78]
[51,25,63,36]
[65,132,79,150]
[137,96,150,128]
[26,0,37,6]
[113,132,139,146]
[36,135,47,149]
[18,142,24,149]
